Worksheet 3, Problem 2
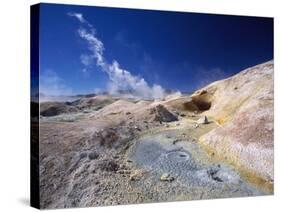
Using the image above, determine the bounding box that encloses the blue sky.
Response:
[38,3,273,97]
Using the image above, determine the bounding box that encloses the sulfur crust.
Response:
[198,136,273,193]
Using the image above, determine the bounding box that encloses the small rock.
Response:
[79,152,88,159]
[160,173,174,182]
[172,139,181,145]
[129,170,143,181]
[88,151,99,160]
[119,164,126,169]
[197,116,209,124]
[134,126,141,131]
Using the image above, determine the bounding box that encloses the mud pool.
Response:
[128,130,265,197]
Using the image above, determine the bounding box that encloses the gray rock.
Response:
[197,116,209,124]
[153,104,178,123]
[88,151,99,160]
[79,152,88,159]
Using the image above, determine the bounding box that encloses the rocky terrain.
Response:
[38,61,274,209]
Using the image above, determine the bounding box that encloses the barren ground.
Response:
[39,99,267,209]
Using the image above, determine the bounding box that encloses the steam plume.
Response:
[68,12,166,99]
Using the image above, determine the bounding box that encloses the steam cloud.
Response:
[68,12,166,99]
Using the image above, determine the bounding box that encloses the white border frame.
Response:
[0,0,279,211]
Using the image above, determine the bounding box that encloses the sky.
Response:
[37,3,273,98]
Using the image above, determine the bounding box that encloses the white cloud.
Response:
[80,54,93,66]
[68,12,166,100]
[67,12,86,23]
[77,28,105,68]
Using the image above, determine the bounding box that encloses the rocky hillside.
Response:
[191,61,274,189]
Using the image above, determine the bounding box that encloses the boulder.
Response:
[152,104,178,123]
